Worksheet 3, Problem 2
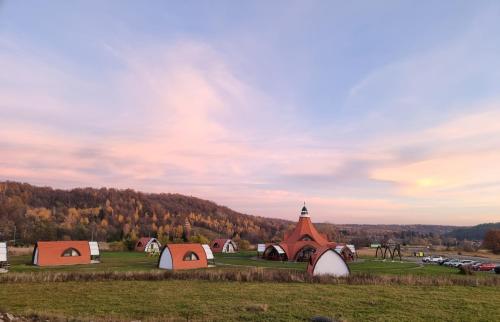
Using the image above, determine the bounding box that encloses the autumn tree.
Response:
[482,229,500,254]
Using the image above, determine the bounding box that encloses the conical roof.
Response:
[284,215,328,245]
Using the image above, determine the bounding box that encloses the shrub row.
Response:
[1,268,499,286]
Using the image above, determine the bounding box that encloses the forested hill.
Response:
[0,181,285,244]
[0,181,340,245]
[445,222,500,241]
[1,181,479,247]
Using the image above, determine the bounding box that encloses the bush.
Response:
[1,268,498,287]
[239,239,251,250]
[123,235,138,251]
[189,234,210,244]
[108,241,127,251]
[458,265,474,275]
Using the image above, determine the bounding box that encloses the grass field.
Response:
[1,251,499,321]
[6,251,470,276]
[0,280,498,321]
[8,251,159,273]
[215,252,483,277]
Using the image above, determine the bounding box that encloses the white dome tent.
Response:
[307,246,350,277]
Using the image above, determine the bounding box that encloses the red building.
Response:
[263,204,336,262]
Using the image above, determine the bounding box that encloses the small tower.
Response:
[300,202,310,218]
[182,218,192,242]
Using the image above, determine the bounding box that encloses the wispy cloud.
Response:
[1,3,500,225]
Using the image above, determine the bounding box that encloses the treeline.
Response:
[0,181,287,244]
[445,223,500,241]
[0,181,341,245]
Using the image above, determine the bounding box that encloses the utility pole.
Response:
[13,225,16,246]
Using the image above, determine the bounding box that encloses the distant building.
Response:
[210,239,238,253]
[263,204,336,262]
[334,244,356,261]
[135,237,161,254]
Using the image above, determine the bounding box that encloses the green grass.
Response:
[8,251,495,278]
[8,251,159,273]
[0,280,498,321]
[215,251,495,277]
[3,251,498,321]
[214,251,307,270]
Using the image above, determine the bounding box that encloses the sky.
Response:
[1,1,500,225]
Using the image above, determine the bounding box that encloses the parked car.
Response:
[444,259,460,267]
[457,260,475,268]
[422,256,444,263]
[437,258,450,265]
[473,263,497,272]
[495,266,500,274]
[472,262,483,270]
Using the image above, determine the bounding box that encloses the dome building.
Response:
[263,203,336,262]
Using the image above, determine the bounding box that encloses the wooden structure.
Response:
[375,243,402,261]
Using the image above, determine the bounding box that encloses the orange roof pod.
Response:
[32,241,93,267]
[210,239,238,253]
[307,246,350,277]
[158,243,208,270]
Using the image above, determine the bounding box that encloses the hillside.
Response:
[0,181,307,244]
[0,181,482,247]
[445,223,500,241]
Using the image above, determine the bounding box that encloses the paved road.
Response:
[403,255,500,265]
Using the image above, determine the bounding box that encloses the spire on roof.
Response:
[300,202,310,217]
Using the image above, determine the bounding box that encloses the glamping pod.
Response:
[32,241,93,266]
[263,204,335,262]
[135,237,162,254]
[0,242,8,272]
[158,244,208,270]
[89,241,101,263]
[334,245,355,262]
[210,239,238,253]
[307,246,350,277]
[262,244,288,261]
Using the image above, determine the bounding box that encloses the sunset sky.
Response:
[1,1,500,225]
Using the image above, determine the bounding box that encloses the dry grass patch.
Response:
[0,268,498,286]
